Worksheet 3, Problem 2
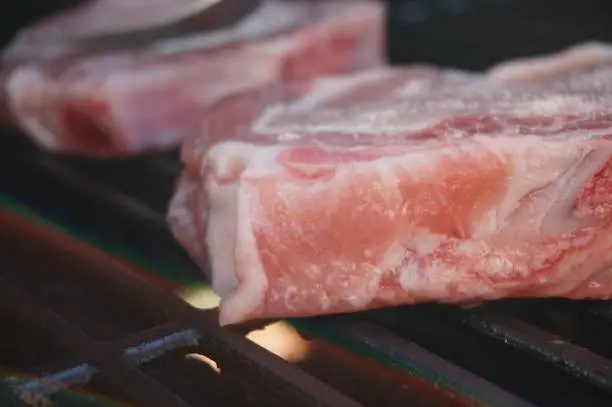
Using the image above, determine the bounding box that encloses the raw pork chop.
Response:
[168,63,612,326]
[3,0,227,59]
[3,0,384,157]
[487,42,612,83]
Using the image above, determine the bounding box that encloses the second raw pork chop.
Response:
[3,0,383,157]
[168,62,612,326]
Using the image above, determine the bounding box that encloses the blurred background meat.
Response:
[1,0,384,157]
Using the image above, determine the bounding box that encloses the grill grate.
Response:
[1,133,612,407]
[0,135,539,407]
[0,191,366,407]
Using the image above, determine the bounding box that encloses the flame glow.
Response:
[180,285,311,362]
[246,322,311,363]
[179,284,222,309]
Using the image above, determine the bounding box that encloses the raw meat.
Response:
[487,42,612,83]
[3,0,384,157]
[168,62,612,326]
[3,0,225,60]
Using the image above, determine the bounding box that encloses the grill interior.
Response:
[3,1,612,406]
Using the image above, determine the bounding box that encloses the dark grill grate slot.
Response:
[297,341,443,407]
[0,238,169,341]
[0,136,199,280]
[293,317,535,407]
[139,346,273,407]
[0,310,73,376]
[0,205,364,407]
[63,152,182,215]
[371,306,612,407]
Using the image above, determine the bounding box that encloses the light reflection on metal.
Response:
[7,329,201,401]
[185,353,221,373]
[124,329,201,365]
[11,364,96,396]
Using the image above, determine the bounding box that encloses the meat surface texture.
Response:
[3,0,384,156]
[168,52,612,326]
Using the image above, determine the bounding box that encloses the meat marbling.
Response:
[3,0,384,156]
[168,56,612,326]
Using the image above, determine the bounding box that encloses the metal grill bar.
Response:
[7,326,203,399]
[0,277,194,407]
[0,205,365,407]
[438,307,612,392]
[11,364,97,397]
[371,305,612,407]
[293,317,536,407]
[0,137,194,275]
[45,150,181,216]
[37,157,169,228]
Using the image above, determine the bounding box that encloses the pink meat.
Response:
[3,0,384,157]
[168,63,612,326]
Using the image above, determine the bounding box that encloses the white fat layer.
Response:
[540,148,612,235]
[217,182,268,326]
[471,136,591,237]
[205,180,239,299]
[6,68,61,149]
[250,68,392,134]
[487,42,612,82]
